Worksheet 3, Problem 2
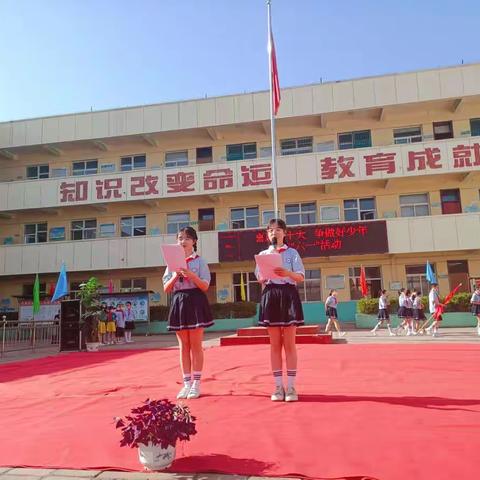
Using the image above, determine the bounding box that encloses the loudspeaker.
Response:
[60,299,83,351]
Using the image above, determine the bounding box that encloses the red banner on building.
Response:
[218,221,389,262]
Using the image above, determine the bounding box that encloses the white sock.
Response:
[373,322,381,331]
[192,371,201,386]
[287,370,296,389]
[273,370,283,388]
[183,373,191,386]
[387,324,392,333]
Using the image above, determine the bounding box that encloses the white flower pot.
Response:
[138,442,176,470]
[85,342,101,352]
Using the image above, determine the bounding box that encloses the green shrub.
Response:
[357,293,471,314]
[150,302,257,321]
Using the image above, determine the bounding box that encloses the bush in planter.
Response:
[78,277,104,343]
[357,293,471,314]
[115,398,197,449]
[443,292,471,312]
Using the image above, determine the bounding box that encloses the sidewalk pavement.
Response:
[0,467,296,480]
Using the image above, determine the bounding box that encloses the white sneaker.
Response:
[389,331,396,336]
[477,328,480,336]
[187,383,200,399]
[176,384,191,399]
[285,387,298,402]
[370,329,377,336]
[271,386,285,402]
[339,332,346,337]
[406,330,412,336]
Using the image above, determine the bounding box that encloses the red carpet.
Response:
[1,344,480,480]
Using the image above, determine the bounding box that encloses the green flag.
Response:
[33,274,40,314]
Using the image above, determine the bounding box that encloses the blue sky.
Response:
[1,0,479,122]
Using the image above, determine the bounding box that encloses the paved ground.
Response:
[0,468,287,480]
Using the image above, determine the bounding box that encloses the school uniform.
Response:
[325,295,338,319]
[115,309,126,337]
[413,295,426,321]
[98,309,107,335]
[429,289,442,321]
[106,311,116,333]
[377,295,390,320]
[124,308,136,330]
[256,245,305,327]
[163,252,214,331]
[471,292,480,316]
[397,293,407,318]
[404,296,413,318]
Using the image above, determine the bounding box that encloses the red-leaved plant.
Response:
[115,398,197,449]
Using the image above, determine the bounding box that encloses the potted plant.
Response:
[115,398,197,470]
[78,277,103,351]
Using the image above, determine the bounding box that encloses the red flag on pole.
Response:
[268,4,280,117]
[108,279,114,294]
[360,266,368,297]
[434,283,462,320]
[49,283,56,297]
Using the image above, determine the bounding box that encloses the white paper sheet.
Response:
[254,253,284,280]
[161,244,187,272]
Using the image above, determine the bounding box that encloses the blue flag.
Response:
[52,263,68,302]
[426,261,436,284]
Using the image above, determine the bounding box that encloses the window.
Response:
[99,223,116,237]
[230,207,259,229]
[121,154,146,171]
[349,266,382,300]
[406,264,434,296]
[51,168,68,178]
[100,163,116,173]
[262,210,275,226]
[226,143,257,161]
[440,189,461,214]
[280,137,313,156]
[26,165,49,179]
[393,126,422,144]
[71,219,97,240]
[400,194,430,217]
[167,212,190,234]
[198,208,215,231]
[233,272,261,302]
[433,121,453,140]
[343,198,376,221]
[120,278,147,291]
[338,130,371,150]
[24,223,47,244]
[196,146,213,164]
[73,160,98,176]
[23,283,46,297]
[298,269,321,302]
[165,151,188,168]
[320,206,340,222]
[285,202,316,225]
[121,215,146,237]
[470,118,480,137]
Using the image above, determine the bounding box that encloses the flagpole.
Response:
[267,0,279,218]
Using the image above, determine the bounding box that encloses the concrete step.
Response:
[220,333,332,346]
[236,325,321,337]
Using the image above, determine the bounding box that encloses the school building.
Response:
[1,62,480,317]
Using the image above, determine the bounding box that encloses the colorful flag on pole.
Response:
[268,4,280,116]
[426,261,436,284]
[360,266,368,297]
[434,283,462,320]
[52,263,68,302]
[240,273,247,302]
[33,274,40,314]
[108,279,114,294]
